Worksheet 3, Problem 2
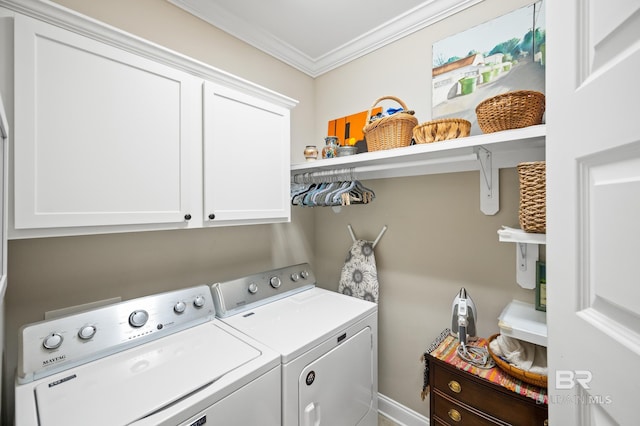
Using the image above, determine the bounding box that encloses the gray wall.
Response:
[3,0,540,422]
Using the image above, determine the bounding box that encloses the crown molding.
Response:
[0,0,298,108]
[169,0,483,78]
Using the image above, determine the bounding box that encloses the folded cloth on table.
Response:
[489,334,547,375]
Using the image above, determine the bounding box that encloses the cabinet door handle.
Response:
[448,408,462,422]
[448,380,462,393]
[208,213,215,220]
[184,214,192,221]
[544,420,548,426]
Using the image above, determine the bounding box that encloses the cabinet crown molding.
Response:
[0,0,298,109]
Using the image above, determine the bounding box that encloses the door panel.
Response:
[13,15,200,231]
[203,81,290,224]
[547,0,640,424]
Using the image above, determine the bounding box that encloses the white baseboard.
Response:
[377,393,429,426]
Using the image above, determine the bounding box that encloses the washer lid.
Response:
[223,288,376,362]
[33,322,262,426]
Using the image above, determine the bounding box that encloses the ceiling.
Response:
[168,0,482,77]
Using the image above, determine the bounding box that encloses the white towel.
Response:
[338,239,379,303]
[489,334,547,375]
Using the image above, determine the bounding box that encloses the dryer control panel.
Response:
[18,285,215,384]
[211,263,316,318]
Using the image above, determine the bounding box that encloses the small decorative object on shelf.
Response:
[321,136,338,159]
[337,146,358,157]
[303,145,318,162]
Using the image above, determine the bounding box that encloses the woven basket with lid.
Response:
[363,96,418,151]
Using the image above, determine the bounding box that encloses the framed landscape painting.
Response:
[432,1,545,135]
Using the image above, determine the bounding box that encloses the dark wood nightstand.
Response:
[427,352,548,425]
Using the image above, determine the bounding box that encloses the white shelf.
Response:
[497,226,546,289]
[498,300,547,347]
[498,226,546,244]
[291,125,545,179]
[292,125,545,215]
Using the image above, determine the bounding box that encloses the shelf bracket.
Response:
[475,146,499,215]
[515,242,539,289]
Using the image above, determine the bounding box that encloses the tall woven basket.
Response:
[363,96,418,151]
[518,161,546,233]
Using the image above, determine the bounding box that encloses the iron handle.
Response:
[184,214,192,221]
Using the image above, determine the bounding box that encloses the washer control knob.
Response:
[129,310,149,328]
[290,273,300,282]
[248,282,259,294]
[174,301,187,314]
[193,295,206,308]
[270,276,281,289]
[300,270,309,279]
[43,333,63,350]
[78,326,96,340]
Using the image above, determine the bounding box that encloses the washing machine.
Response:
[211,263,378,426]
[14,284,281,426]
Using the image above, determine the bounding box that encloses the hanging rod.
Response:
[292,153,478,183]
[292,168,356,184]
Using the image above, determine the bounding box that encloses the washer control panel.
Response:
[18,285,215,384]
[211,263,316,318]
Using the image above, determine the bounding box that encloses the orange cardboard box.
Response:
[327,108,382,146]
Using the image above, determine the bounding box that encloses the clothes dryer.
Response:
[211,263,378,426]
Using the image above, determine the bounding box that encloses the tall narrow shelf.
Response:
[498,226,546,289]
[497,226,547,347]
[291,125,545,215]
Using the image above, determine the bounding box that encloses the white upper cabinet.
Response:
[3,4,297,239]
[203,82,290,225]
[12,14,201,234]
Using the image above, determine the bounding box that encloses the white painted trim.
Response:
[168,0,483,78]
[378,393,429,426]
[0,0,298,108]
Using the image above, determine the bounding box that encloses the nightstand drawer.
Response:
[431,358,548,425]
[433,392,500,425]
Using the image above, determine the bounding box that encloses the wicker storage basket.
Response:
[488,334,548,388]
[413,118,471,144]
[475,90,545,133]
[363,96,418,151]
[518,161,546,233]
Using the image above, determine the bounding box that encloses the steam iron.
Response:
[451,287,477,346]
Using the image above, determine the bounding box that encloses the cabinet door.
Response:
[203,81,290,224]
[13,15,201,232]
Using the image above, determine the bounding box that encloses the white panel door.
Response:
[13,14,201,231]
[547,1,640,424]
[203,81,290,225]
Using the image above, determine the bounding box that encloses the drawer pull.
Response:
[448,408,462,422]
[544,420,548,426]
[448,380,462,393]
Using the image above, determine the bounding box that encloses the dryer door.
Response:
[298,327,373,426]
